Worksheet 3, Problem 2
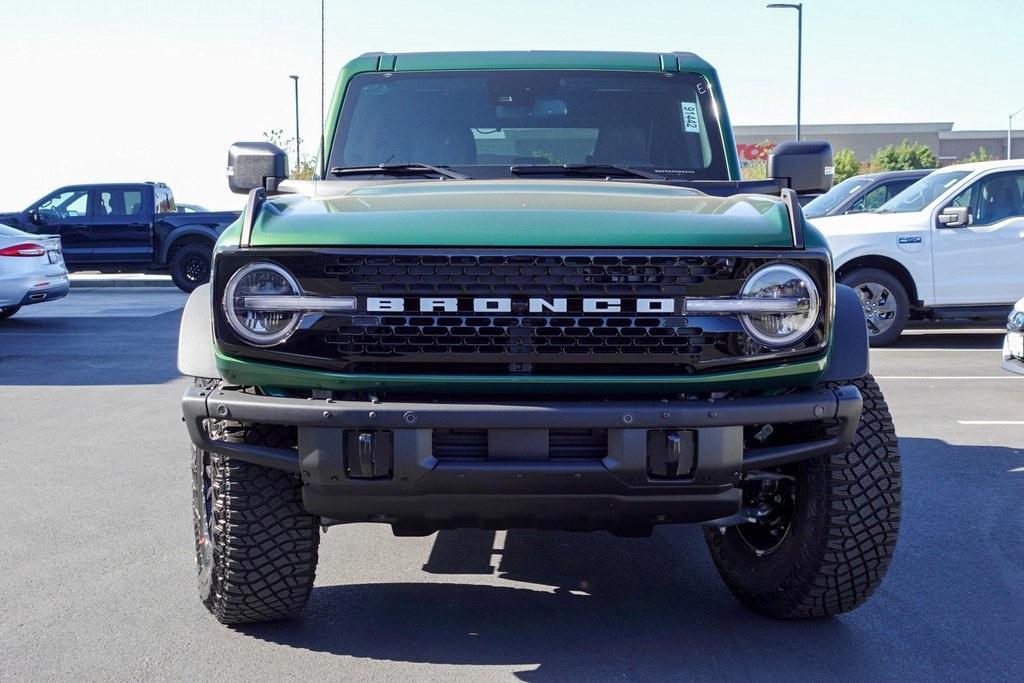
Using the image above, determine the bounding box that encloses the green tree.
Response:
[833,148,861,182]
[263,128,316,180]
[740,159,767,180]
[871,139,937,171]
[963,146,994,163]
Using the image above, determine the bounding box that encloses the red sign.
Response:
[736,143,776,161]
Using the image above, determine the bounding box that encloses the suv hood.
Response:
[809,210,924,237]
[240,180,795,248]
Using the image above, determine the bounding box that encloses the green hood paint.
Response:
[215,349,828,395]
[237,181,793,249]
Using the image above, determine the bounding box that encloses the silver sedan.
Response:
[0,223,69,319]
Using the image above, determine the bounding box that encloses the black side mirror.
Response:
[26,208,44,225]
[937,206,970,228]
[227,142,288,194]
[768,140,834,195]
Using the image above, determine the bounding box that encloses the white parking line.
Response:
[957,420,1024,425]
[876,376,1016,380]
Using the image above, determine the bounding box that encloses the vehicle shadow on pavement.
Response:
[0,310,183,385]
[234,436,1024,678]
[237,525,863,678]
[893,330,1004,350]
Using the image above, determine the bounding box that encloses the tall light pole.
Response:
[768,3,803,141]
[289,74,300,170]
[1009,106,1024,159]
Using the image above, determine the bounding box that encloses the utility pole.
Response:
[767,3,803,141]
[1009,107,1024,159]
[289,75,300,170]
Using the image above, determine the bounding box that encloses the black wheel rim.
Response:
[183,254,210,283]
[735,474,796,557]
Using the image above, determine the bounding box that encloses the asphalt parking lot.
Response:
[1,288,1021,680]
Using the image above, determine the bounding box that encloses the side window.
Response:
[972,172,1024,225]
[949,184,974,209]
[848,185,888,213]
[154,188,174,214]
[884,179,915,200]
[34,189,90,221]
[97,189,145,218]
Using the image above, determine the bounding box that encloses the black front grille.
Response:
[433,428,608,460]
[213,249,830,376]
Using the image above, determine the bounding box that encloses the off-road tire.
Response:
[704,375,901,619]
[169,241,212,293]
[192,423,320,624]
[0,306,21,320]
[839,268,909,347]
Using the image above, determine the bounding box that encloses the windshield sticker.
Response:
[681,102,701,133]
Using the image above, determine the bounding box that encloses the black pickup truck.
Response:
[0,182,239,291]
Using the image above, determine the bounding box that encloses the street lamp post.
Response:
[289,75,300,170]
[1008,107,1024,159]
[767,3,803,141]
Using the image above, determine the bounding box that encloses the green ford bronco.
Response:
[178,51,901,624]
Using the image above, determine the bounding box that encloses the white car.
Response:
[0,223,69,319]
[811,160,1024,345]
[1004,297,1024,375]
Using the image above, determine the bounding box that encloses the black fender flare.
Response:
[821,284,870,383]
[177,284,221,379]
[160,227,217,265]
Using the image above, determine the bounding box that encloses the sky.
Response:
[2,0,1023,211]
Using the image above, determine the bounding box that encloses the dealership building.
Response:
[733,122,1024,169]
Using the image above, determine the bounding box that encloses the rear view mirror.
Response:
[769,141,834,195]
[227,142,288,194]
[937,206,970,228]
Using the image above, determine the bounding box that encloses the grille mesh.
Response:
[320,254,736,364]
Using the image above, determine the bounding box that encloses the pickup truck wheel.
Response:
[839,268,909,346]
[704,375,901,619]
[170,242,212,293]
[192,424,320,624]
[0,306,21,320]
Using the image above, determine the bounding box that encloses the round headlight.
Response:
[223,262,302,346]
[739,263,820,347]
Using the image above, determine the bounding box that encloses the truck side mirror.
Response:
[768,141,834,195]
[227,142,289,194]
[937,206,970,228]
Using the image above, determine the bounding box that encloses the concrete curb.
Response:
[69,274,177,289]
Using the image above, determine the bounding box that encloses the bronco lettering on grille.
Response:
[365,297,678,314]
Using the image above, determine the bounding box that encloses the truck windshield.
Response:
[803,176,871,218]
[329,70,728,180]
[876,170,969,213]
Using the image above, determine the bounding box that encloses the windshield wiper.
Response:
[329,163,469,180]
[509,163,664,180]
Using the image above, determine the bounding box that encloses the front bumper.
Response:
[1003,331,1024,376]
[183,384,861,532]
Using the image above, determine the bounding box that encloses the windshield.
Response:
[328,70,728,179]
[803,176,871,218]
[877,170,969,213]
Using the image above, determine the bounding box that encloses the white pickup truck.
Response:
[811,160,1024,345]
